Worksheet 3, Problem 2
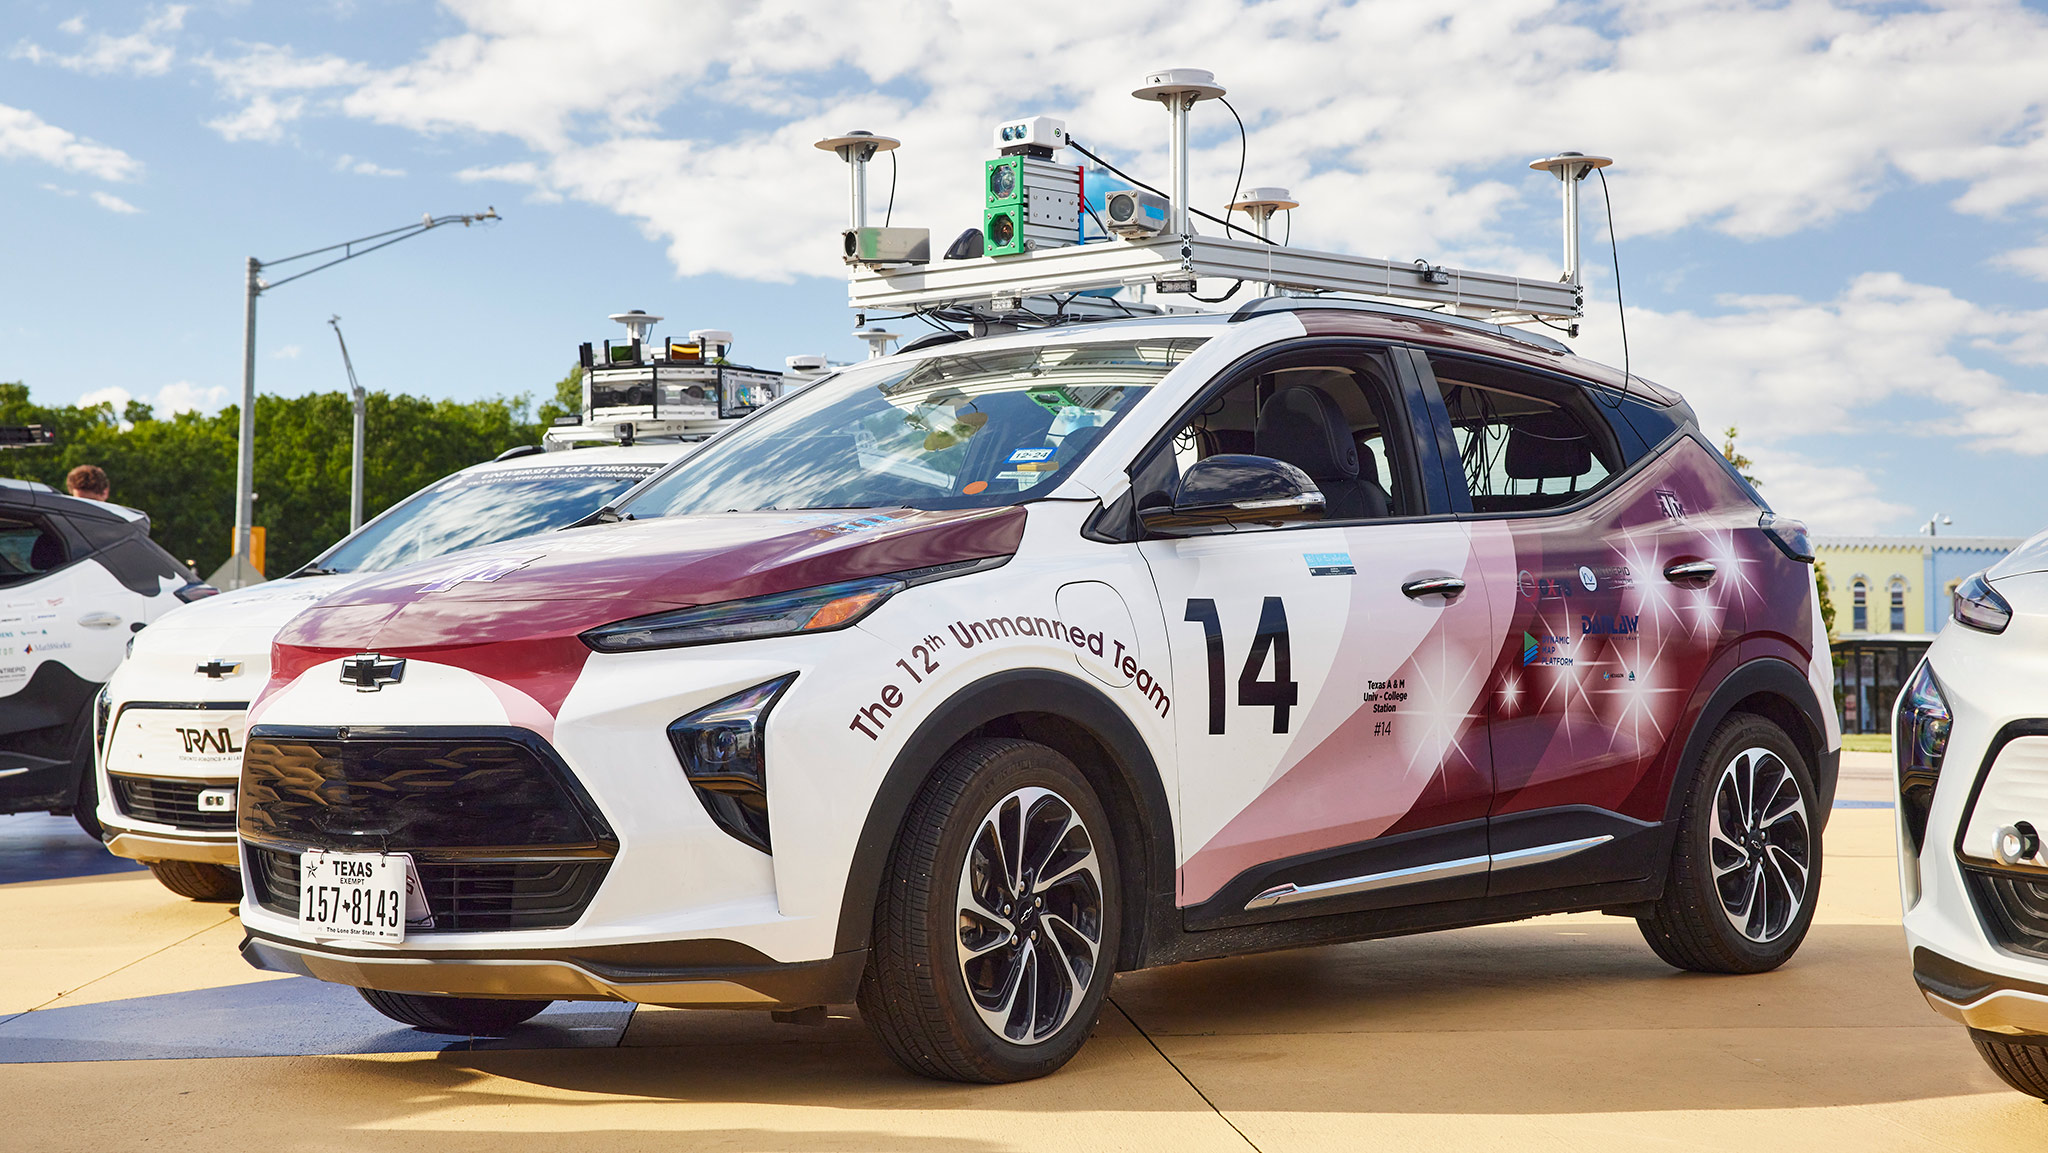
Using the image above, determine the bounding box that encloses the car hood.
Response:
[1989,528,2048,582]
[141,573,361,635]
[266,507,1028,713]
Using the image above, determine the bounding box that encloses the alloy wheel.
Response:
[955,785,1105,1045]
[1708,746,1812,942]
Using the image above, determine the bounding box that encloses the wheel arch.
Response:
[1661,656,1836,826]
[833,667,1175,973]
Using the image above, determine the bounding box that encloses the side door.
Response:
[1136,343,1504,928]
[1418,351,1746,894]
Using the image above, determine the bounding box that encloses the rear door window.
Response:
[0,515,66,586]
[1423,354,1625,514]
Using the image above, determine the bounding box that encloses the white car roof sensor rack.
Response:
[829,68,1606,331]
[545,310,786,449]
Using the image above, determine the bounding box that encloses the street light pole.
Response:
[328,316,367,532]
[225,208,499,588]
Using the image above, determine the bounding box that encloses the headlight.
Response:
[1896,659,1951,853]
[667,675,795,853]
[581,577,901,653]
[93,686,112,754]
[1952,570,2011,634]
[579,556,1008,654]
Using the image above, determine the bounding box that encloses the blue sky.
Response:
[5,1,2048,537]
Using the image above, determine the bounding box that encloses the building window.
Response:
[1890,578,1907,632]
[1852,579,1868,632]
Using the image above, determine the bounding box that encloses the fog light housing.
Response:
[667,675,795,853]
[1896,659,1951,853]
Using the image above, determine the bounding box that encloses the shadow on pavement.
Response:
[0,813,142,885]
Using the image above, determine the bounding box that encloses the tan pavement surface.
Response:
[3,786,2043,1151]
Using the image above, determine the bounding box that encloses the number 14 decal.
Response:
[1183,597,1299,735]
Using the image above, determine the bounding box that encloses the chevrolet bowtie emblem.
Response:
[195,658,242,679]
[339,653,406,692]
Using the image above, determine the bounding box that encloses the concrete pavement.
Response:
[1,772,2040,1151]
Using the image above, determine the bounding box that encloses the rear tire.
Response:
[146,859,242,902]
[1971,1031,2048,1100]
[858,737,1121,1083]
[357,988,551,1035]
[1639,713,1821,974]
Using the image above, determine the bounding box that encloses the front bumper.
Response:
[103,827,238,866]
[1915,948,2048,1036]
[240,929,866,1008]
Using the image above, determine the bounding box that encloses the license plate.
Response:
[297,850,429,943]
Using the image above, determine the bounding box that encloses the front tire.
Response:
[859,737,1121,1083]
[146,859,241,901]
[69,714,102,841]
[1639,713,1821,974]
[1972,1031,2048,1100]
[358,989,551,1035]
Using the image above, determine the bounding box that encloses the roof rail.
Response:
[1229,296,1572,355]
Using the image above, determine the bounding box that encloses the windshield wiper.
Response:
[291,565,343,577]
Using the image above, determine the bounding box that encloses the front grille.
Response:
[240,729,612,849]
[240,726,616,934]
[246,846,610,932]
[110,774,236,831]
[1965,866,2048,960]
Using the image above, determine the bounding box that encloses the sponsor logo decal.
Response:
[176,727,243,755]
[339,653,406,692]
[1655,489,1687,521]
[417,556,538,594]
[1522,631,1574,667]
[1579,565,1598,592]
[1581,613,1640,636]
[1304,551,1356,577]
[1522,631,1540,665]
[821,512,910,535]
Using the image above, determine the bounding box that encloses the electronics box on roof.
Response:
[549,316,785,448]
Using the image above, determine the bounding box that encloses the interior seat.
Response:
[1253,385,1388,520]
[29,529,65,572]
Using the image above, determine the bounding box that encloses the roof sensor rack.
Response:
[830,69,1606,332]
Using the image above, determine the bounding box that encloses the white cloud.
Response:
[195,43,372,143]
[206,93,307,143]
[154,381,228,415]
[0,104,142,182]
[1995,242,2048,282]
[335,154,404,177]
[89,190,140,214]
[13,5,187,76]
[273,345,300,360]
[1739,445,1912,535]
[174,0,2048,285]
[77,386,133,411]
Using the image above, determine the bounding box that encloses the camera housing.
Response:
[1104,189,1171,238]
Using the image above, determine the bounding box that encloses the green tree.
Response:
[537,365,582,427]
[2,381,544,576]
[1814,558,1838,639]
[1720,425,1761,488]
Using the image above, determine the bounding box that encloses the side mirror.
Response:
[1138,454,1326,533]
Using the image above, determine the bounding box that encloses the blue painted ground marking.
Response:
[0,977,635,1063]
[1834,799,1894,809]
[0,813,144,885]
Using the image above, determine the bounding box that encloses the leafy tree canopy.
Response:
[1,378,562,576]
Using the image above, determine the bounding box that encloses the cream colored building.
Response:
[1813,534,2021,733]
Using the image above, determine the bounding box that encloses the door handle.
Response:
[77,611,123,630]
[1664,560,1716,586]
[1401,576,1467,600]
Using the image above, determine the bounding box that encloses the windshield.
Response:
[309,460,661,575]
[617,337,1205,517]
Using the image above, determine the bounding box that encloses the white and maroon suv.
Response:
[236,301,1837,1081]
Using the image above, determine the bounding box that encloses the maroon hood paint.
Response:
[266,507,1026,714]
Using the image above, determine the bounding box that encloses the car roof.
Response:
[447,442,689,478]
[0,482,150,525]
[877,299,1682,407]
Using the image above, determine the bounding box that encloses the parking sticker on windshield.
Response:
[1006,447,1056,464]
[1304,552,1356,576]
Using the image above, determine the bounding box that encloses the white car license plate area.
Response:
[299,850,414,943]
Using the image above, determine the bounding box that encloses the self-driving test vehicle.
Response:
[234,73,1836,1082]
[1896,538,2048,1101]
[2,478,211,835]
[98,319,783,900]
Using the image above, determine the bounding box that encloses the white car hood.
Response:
[145,573,362,633]
[111,573,362,704]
